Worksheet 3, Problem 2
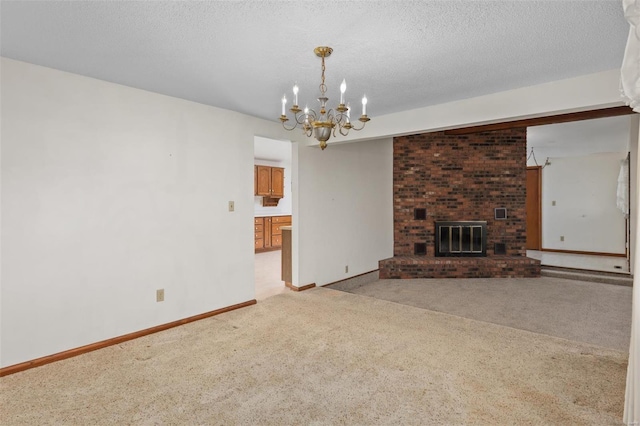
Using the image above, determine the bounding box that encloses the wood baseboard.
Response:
[285,282,316,292]
[540,248,626,258]
[0,299,257,377]
[322,269,380,287]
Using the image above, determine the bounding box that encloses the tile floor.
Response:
[527,250,630,274]
[255,250,289,300]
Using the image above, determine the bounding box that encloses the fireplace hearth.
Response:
[435,221,486,257]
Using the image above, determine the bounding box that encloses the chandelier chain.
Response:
[319,55,327,96]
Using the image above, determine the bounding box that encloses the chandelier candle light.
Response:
[279,46,370,150]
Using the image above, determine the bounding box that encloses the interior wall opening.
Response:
[253,136,294,300]
[526,115,634,274]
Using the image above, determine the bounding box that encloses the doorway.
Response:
[253,136,293,300]
[526,116,633,274]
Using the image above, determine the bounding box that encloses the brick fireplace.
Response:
[379,128,540,279]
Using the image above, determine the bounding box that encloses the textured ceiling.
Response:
[0,1,629,123]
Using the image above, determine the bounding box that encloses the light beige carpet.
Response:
[0,287,627,425]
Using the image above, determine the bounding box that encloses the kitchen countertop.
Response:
[254,213,292,218]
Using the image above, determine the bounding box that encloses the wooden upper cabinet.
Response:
[255,166,272,196]
[270,167,284,198]
[254,165,285,199]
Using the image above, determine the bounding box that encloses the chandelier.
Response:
[279,46,370,150]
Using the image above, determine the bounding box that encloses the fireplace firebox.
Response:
[435,221,487,257]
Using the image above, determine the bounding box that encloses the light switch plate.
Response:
[229,201,234,212]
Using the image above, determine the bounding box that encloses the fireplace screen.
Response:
[435,221,487,257]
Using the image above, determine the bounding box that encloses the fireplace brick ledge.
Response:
[379,256,541,279]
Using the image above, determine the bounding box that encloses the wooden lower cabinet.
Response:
[255,215,291,252]
[254,217,264,249]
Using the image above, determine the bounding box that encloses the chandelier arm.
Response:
[333,112,353,136]
[292,113,308,126]
[301,109,319,122]
[334,112,347,125]
[325,109,335,122]
[349,120,368,131]
[335,116,348,137]
[296,109,318,124]
[281,120,300,131]
[281,109,319,132]
[282,110,316,131]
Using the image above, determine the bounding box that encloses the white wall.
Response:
[540,153,627,253]
[253,158,292,217]
[0,58,286,367]
[631,115,640,273]
[294,138,394,287]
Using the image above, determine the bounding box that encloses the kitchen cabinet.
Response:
[255,215,291,252]
[254,217,265,250]
[270,167,284,198]
[255,166,284,203]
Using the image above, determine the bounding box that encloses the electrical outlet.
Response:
[560,236,564,242]
[345,265,349,273]
[228,201,234,212]
[156,289,165,302]
[552,201,556,206]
